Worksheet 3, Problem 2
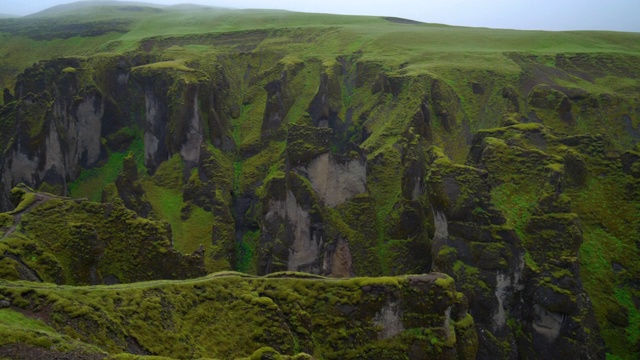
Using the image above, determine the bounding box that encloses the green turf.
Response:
[1,5,639,93]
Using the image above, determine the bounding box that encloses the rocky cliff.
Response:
[0,6,639,359]
[0,272,477,359]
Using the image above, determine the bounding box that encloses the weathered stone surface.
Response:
[302,152,366,208]
[0,60,110,200]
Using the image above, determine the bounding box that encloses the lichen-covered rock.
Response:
[463,123,605,359]
[426,146,525,359]
[621,147,640,178]
[0,272,477,360]
[0,59,109,203]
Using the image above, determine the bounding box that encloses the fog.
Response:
[1,0,638,32]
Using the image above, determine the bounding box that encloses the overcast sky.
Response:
[1,0,638,32]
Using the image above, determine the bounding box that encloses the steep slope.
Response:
[0,3,639,359]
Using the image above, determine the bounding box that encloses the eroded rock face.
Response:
[259,175,333,275]
[458,124,604,359]
[325,238,354,278]
[141,86,169,170]
[1,60,110,199]
[302,152,366,208]
[131,61,227,173]
[72,92,105,166]
[180,90,204,164]
[373,301,404,339]
[426,146,525,359]
[265,189,319,273]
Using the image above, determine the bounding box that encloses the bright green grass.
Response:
[141,182,213,255]
[68,151,127,202]
[236,230,259,274]
[68,135,144,202]
[570,173,640,358]
[491,183,538,242]
[0,308,106,354]
[0,32,123,91]
[2,6,639,94]
[0,309,53,333]
[614,287,640,347]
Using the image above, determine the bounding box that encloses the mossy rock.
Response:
[0,187,206,285]
[0,273,477,359]
[285,124,333,166]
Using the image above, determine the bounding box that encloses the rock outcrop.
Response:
[0,272,478,359]
[0,185,205,285]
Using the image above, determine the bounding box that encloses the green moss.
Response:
[434,276,455,290]
[1,190,205,285]
[240,141,286,194]
[151,153,184,189]
[0,273,474,359]
[0,308,105,355]
[10,192,37,214]
[455,314,475,330]
[523,251,540,273]
[491,183,537,244]
[438,246,457,258]
[0,257,20,280]
[237,230,260,274]
[69,132,144,202]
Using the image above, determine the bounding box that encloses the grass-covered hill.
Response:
[0,2,639,359]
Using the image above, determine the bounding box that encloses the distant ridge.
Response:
[383,17,424,25]
[0,14,18,19]
[26,0,166,17]
[26,1,232,18]
[167,4,217,11]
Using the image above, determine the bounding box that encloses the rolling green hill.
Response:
[1,4,638,93]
